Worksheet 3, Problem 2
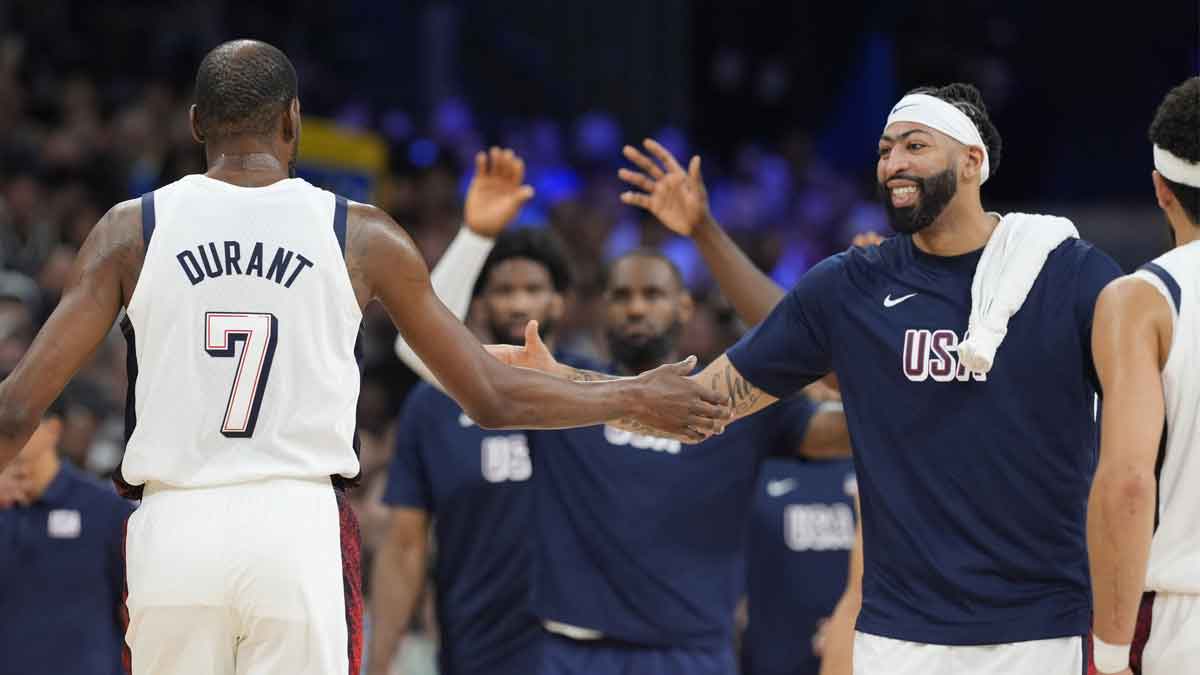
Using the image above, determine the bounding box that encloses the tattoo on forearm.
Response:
[713,365,761,414]
[611,418,658,435]
[565,367,620,383]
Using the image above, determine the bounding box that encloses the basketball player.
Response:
[405,239,851,675]
[502,83,1122,674]
[0,40,728,675]
[742,457,857,675]
[1087,75,1200,675]
[370,226,594,675]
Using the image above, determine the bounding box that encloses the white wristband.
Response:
[1092,635,1131,674]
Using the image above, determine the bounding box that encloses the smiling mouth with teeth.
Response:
[891,185,920,206]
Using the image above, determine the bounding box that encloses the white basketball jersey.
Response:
[1135,240,1200,593]
[119,174,362,489]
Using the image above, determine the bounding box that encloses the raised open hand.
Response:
[618,139,711,237]
[464,147,536,238]
[484,320,561,374]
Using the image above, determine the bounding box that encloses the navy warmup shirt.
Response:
[0,462,134,675]
[727,234,1121,645]
[743,458,857,675]
[528,381,817,650]
[383,354,598,675]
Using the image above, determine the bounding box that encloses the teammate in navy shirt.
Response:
[495,250,851,675]
[0,395,134,675]
[511,83,1123,674]
[370,218,586,674]
[742,458,857,675]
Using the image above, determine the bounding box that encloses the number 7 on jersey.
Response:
[204,312,279,438]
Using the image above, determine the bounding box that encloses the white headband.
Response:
[885,93,990,184]
[1154,144,1200,188]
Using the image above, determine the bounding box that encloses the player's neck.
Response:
[204,141,291,187]
[912,199,997,257]
[1170,214,1200,248]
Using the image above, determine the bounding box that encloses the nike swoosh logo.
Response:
[883,292,918,308]
[767,479,797,498]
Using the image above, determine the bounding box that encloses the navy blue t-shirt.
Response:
[742,458,857,675]
[383,353,598,675]
[0,462,134,675]
[727,234,1121,645]
[527,382,816,650]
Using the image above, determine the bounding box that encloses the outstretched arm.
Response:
[490,323,777,430]
[619,139,784,325]
[349,205,728,441]
[1088,276,1171,674]
[395,148,533,387]
[367,508,430,675]
[0,201,140,469]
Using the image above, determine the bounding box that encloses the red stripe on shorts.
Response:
[1129,591,1155,675]
[119,514,132,675]
[336,489,364,675]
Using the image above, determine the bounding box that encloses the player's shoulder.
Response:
[1148,239,1200,273]
[836,234,905,274]
[96,197,143,238]
[342,198,398,233]
[789,235,898,297]
[1047,236,1118,273]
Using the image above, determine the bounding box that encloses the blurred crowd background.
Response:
[0,0,1196,604]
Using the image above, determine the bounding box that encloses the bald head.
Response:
[193,39,298,143]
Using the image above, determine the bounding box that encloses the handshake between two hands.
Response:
[485,320,733,443]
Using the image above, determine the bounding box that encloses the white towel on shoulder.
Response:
[957,212,1079,374]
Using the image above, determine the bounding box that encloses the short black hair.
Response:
[606,248,686,291]
[1150,76,1200,225]
[908,82,1004,180]
[193,39,298,142]
[473,228,572,297]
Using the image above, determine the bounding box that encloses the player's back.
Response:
[1136,239,1200,593]
[118,174,362,490]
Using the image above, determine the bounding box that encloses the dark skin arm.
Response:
[491,323,850,455]
[0,200,142,468]
[345,203,730,440]
[619,139,876,397]
[491,326,776,433]
[619,139,784,326]
[367,508,430,675]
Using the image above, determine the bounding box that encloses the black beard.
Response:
[491,317,556,346]
[606,322,681,372]
[879,167,958,235]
